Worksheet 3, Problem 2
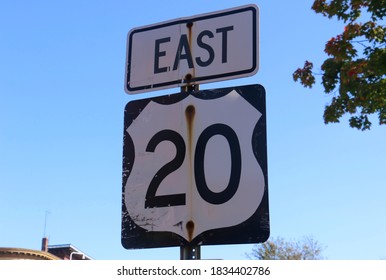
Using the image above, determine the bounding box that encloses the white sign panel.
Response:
[122,85,269,249]
[125,4,259,94]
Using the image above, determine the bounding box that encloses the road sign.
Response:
[125,4,259,94]
[121,84,269,249]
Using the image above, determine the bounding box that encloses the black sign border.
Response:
[125,5,258,93]
[121,84,269,249]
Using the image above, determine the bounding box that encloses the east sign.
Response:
[121,84,269,249]
[125,4,259,94]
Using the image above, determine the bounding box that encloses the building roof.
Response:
[47,244,93,260]
[0,247,61,260]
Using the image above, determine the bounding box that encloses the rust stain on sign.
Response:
[185,21,195,84]
[185,104,195,149]
[185,104,195,185]
[185,104,195,241]
[186,220,195,242]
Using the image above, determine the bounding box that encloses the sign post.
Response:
[179,84,201,260]
[122,4,268,259]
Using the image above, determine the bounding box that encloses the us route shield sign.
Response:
[121,84,269,249]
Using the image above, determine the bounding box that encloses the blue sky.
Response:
[1,0,385,260]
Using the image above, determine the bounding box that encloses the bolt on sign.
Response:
[125,4,259,94]
[121,84,269,249]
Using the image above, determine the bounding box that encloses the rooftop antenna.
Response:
[41,211,51,251]
[43,210,51,237]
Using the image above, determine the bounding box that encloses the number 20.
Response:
[144,123,241,208]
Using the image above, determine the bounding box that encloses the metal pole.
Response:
[180,83,200,260]
[180,245,201,260]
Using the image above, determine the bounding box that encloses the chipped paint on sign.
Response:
[122,84,269,249]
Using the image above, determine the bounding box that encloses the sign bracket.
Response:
[181,84,199,93]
